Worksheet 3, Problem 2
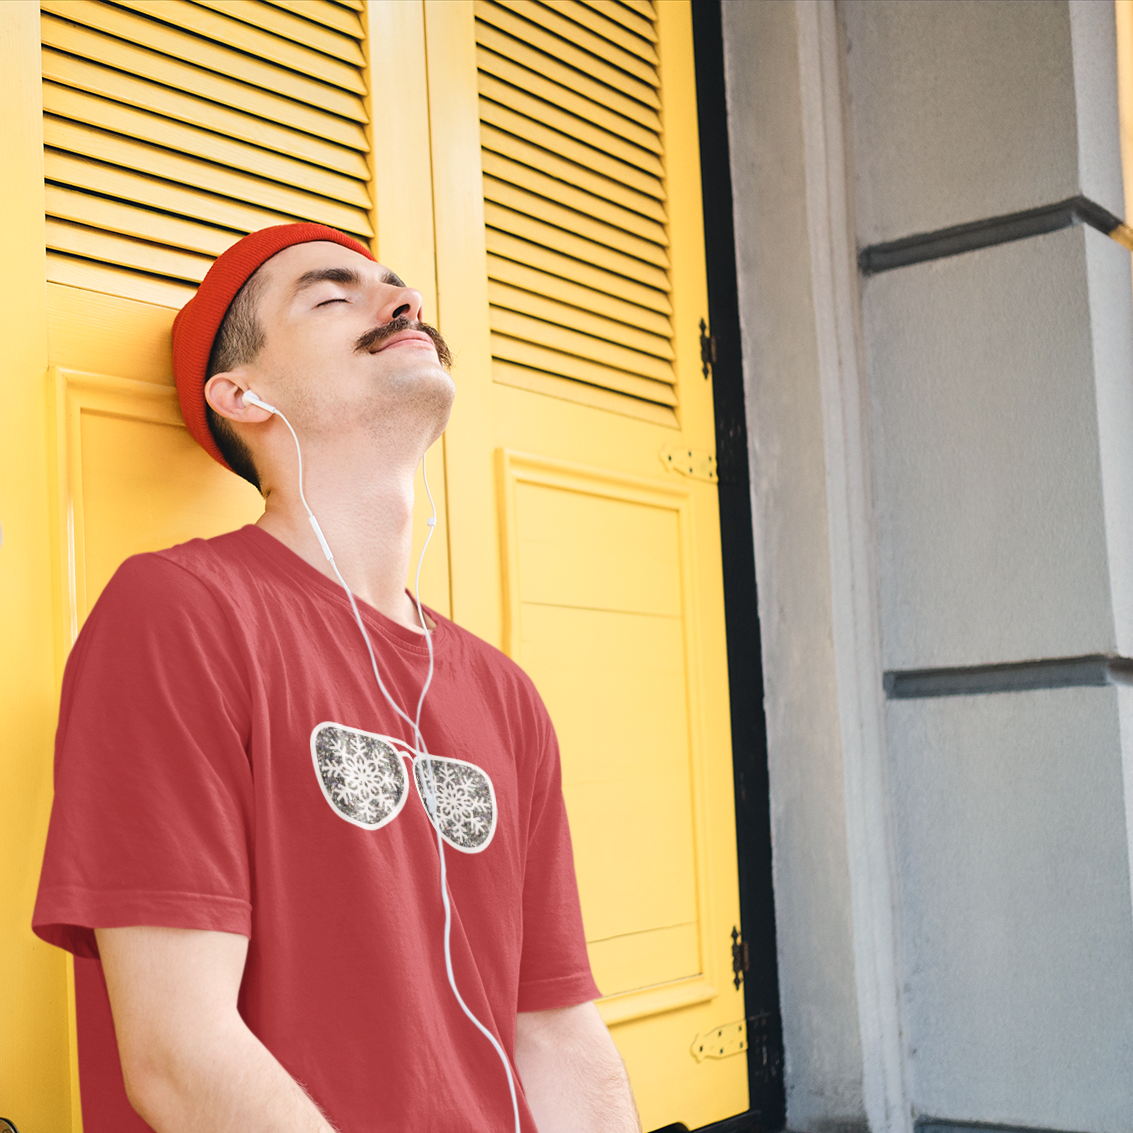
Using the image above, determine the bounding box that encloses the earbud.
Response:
[242,389,278,414]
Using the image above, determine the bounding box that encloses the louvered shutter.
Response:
[475,0,677,426]
[42,0,372,308]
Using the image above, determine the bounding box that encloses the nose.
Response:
[375,283,425,325]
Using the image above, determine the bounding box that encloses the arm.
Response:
[97,926,337,1133]
[515,1001,641,1133]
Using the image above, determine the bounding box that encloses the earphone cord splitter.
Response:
[271,404,522,1133]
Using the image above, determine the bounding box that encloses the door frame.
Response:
[690,4,786,1130]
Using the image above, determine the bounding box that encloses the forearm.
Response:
[97,926,337,1133]
[515,1002,640,1133]
[122,1012,337,1133]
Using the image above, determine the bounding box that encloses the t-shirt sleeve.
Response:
[33,553,254,959]
[516,691,601,1012]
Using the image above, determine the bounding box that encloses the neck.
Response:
[256,435,429,632]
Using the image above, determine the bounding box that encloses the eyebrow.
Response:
[290,265,405,297]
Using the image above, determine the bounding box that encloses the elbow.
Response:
[118,1048,168,1125]
[115,1028,190,1127]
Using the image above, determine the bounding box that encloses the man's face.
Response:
[239,241,455,444]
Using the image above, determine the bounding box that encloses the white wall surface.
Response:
[722,2,868,1129]
[863,225,1114,671]
[842,0,1120,244]
[848,0,1133,1126]
[888,685,1133,1132]
[1071,0,1126,220]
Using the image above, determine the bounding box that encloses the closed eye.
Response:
[317,297,348,306]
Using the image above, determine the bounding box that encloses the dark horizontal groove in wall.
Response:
[918,1120,1089,1133]
[885,653,1133,699]
[859,194,1127,275]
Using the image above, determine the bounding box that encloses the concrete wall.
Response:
[723,1,1133,1130]
[887,684,1133,1130]
[848,0,1133,1124]
[864,226,1117,670]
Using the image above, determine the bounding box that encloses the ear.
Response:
[204,371,275,423]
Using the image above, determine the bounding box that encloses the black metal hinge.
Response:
[688,1010,783,1083]
[730,925,749,989]
[746,1011,784,1088]
[699,317,716,380]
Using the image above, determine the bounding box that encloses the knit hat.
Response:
[172,223,375,470]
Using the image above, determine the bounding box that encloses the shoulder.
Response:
[137,526,260,589]
[58,532,262,745]
[439,616,544,700]
[73,528,267,678]
[95,527,260,617]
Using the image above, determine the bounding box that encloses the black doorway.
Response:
[689,4,786,1130]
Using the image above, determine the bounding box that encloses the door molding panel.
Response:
[49,366,263,656]
[496,448,725,1027]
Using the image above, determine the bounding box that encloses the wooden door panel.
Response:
[432,1,749,1124]
[497,450,723,1018]
[7,3,449,1128]
[514,483,682,613]
[591,924,702,999]
[501,457,702,972]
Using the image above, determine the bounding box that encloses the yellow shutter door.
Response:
[428,3,748,1128]
[1,1,745,1128]
[2,3,447,1127]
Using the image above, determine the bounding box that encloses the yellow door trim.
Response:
[0,3,78,1128]
[424,0,502,645]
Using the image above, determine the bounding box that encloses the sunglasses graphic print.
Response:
[310,721,497,853]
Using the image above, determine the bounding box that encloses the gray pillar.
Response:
[846,0,1133,1127]
[724,0,1133,1129]
[724,3,869,1130]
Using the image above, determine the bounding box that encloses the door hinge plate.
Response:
[660,446,718,483]
[690,1019,748,1062]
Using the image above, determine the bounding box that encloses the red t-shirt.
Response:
[34,525,598,1131]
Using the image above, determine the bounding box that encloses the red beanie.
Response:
[171,223,375,470]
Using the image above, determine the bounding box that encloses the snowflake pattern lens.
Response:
[414,756,497,852]
[313,724,407,829]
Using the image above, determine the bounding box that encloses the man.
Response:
[34,224,641,1132]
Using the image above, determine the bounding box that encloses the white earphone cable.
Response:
[410,458,521,1133]
[266,399,520,1133]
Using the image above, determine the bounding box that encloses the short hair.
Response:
[205,270,265,493]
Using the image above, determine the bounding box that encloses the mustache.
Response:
[353,316,453,369]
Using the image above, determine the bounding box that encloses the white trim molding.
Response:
[795,4,912,1131]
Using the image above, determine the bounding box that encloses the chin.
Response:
[425,380,456,444]
[365,367,455,444]
[417,367,456,419]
